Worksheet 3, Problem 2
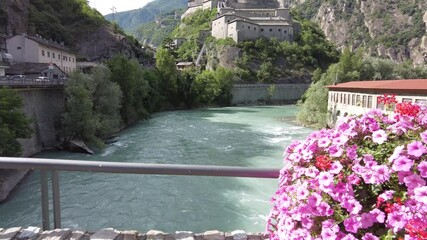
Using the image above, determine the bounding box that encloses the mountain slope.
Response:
[134,9,183,47]
[1,0,142,61]
[292,0,427,64]
[105,0,187,33]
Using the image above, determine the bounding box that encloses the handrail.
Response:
[0,157,280,230]
[0,157,280,178]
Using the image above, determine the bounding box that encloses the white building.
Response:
[0,52,12,76]
[327,79,427,125]
[211,7,294,43]
[7,34,77,74]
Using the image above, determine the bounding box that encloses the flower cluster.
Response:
[395,102,421,117]
[377,94,398,105]
[377,94,398,111]
[267,103,427,240]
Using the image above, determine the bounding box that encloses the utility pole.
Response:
[111,6,117,22]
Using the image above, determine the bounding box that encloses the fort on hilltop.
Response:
[182,0,295,43]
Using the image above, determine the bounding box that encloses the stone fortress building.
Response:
[183,0,295,43]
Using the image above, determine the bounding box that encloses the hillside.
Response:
[292,0,427,64]
[134,9,184,47]
[105,0,187,33]
[0,0,142,61]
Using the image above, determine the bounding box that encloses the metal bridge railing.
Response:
[0,157,280,230]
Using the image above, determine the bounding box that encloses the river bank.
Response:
[0,170,29,203]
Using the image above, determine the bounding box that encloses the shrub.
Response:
[268,102,427,239]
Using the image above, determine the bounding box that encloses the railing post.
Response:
[40,170,50,230]
[52,171,61,229]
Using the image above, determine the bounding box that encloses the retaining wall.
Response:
[231,83,309,105]
[0,227,269,240]
[17,89,65,157]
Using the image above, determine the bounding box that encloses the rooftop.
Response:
[327,79,427,94]
[12,34,73,53]
[6,62,63,75]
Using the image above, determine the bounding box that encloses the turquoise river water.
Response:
[0,106,311,233]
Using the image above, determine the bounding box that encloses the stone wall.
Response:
[231,83,309,105]
[17,88,65,157]
[0,227,269,240]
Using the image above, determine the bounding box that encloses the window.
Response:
[42,50,45,56]
[17,47,21,50]
[261,28,264,32]
[58,54,61,59]
[356,95,361,106]
[343,94,346,104]
[402,98,412,103]
[347,94,351,105]
[284,30,287,34]
[367,96,373,108]
[416,99,427,105]
[352,94,356,105]
[47,52,50,57]
[269,29,273,32]
[52,53,55,58]
[362,95,367,107]
[278,29,281,32]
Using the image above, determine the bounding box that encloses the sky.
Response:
[88,0,154,15]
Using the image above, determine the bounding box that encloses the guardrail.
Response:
[0,78,66,88]
[0,157,280,231]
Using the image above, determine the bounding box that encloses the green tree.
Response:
[257,62,274,83]
[192,67,234,106]
[297,49,363,127]
[107,55,151,124]
[61,72,98,145]
[91,67,123,139]
[61,68,123,147]
[0,88,32,156]
[155,48,179,104]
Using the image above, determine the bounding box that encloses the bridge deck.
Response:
[0,79,66,88]
[0,227,268,240]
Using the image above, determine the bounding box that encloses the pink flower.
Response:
[388,145,404,162]
[318,138,331,148]
[379,190,395,201]
[318,172,333,187]
[372,129,387,144]
[362,233,379,240]
[418,161,427,178]
[329,161,343,174]
[403,174,426,190]
[296,186,309,200]
[407,141,427,158]
[369,209,385,223]
[342,198,362,215]
[346,145,358,160]
[344,216,361,233]
[329,145,344,158]
[414,186,427,204]
[420,130,427,144]
[392,156,414,172]
[372,165,391,184]
[386,211,407,233]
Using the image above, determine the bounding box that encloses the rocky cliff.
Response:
[0,0,142,61]
[292,0,427,65]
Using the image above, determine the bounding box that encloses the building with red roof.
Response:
[326,79,427,124]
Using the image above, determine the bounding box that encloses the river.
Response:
[0,106,311,233]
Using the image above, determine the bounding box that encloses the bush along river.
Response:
[0,106,311,233]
